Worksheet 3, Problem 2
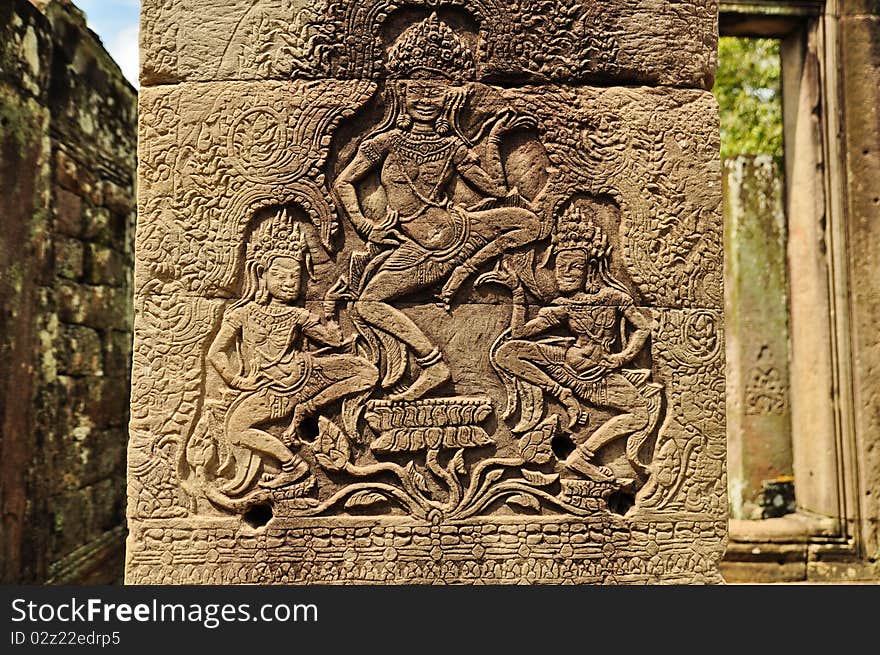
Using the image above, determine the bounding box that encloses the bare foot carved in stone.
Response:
[387,360,451,402]
[259,457,310,489]
[563,452,615,483]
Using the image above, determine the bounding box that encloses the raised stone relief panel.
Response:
[128,4,725,584]
[140,0,718,88]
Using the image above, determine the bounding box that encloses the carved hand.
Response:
[600,353,626,369]
[475,261,521,291]
[323,277,350,316]
[367,209,402,246]
[230,374,265,391]
[489,109,538,141]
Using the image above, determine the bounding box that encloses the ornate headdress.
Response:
[554,206,612,259]
[386,13,475,82]
[247,208,310,269]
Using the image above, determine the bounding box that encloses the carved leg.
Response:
[223,391,309,492]
[563,448,615,482]
[440,208,541,302]
[388,348,449,401]
[579,375,650,453]
[563,374,649,481]
[495,340,582,425]
[283,356,379,440]
[357,269,437,358]
[358,271,452,399]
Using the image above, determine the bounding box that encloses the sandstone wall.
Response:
[840,0,880,575]
[129,0,727,584]
[723,155,793,521]
[0,0,136,584]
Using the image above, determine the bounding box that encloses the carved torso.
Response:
[373,130,472,249]
[229,303,314,380]
[548,288,633,370]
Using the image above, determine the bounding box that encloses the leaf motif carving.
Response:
[483,468,504,487]
[314,452,335,471]
[405,462,431,494]
[314,417,351,471]
[521,469,559,486]
[451,449,466,476]
[344,490,388,509]
[518,415,558,464]
[506,493,541,512]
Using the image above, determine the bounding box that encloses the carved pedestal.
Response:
[128,1,725,584]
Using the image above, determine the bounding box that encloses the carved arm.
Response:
[207,321,244,387]
[512,304,566,340]
[611,305,653,367]
[332,145,380,238]
[302,313,344,348]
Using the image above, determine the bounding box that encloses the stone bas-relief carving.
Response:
[129,8,725,584]
[139,0,718,88]
[485,211,663,487]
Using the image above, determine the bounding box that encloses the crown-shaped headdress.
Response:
[554,206,612,260]
[387,13,475,82]
[247,208,310,269]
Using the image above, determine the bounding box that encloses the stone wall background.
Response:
[0,0,136,584]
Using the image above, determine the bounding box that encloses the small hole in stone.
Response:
[551,434,575,460]
[243,503,273,529]
[607,491,635,516]
[299,415,320,441]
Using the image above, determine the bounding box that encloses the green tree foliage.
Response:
[714,37,783,159]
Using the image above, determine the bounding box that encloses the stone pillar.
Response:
[840,0,880,572]
[129,1,725,584]
[0,0,136,583]
[723,155,793,520]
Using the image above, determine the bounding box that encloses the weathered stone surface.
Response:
[56,324,103,376]
[842,0,880,16]
[0,3,54,582]
[0,0,135,584]
[723,156,792,520]
[136,81,722,309]
[0,0,53,100]
[841,13,880,563]
[130,6,724,584]
[140,0,718,89]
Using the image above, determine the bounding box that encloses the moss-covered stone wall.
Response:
[0,0,135,584]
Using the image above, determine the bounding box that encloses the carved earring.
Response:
[435,117,450,135]
[397,114,412,130]
[256,265,269,304]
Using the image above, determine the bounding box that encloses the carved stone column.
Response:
[723,155,793,521]
[128,1,726,584]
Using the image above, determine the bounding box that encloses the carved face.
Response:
[402,81,448,124]
[264,255,302,302]
[554,249,588,293]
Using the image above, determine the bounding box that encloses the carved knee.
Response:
[494,340,522,373]
[631,401,650,430]
[354,298,382,322]
[513,207,541,233]
[225,408,254,445]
